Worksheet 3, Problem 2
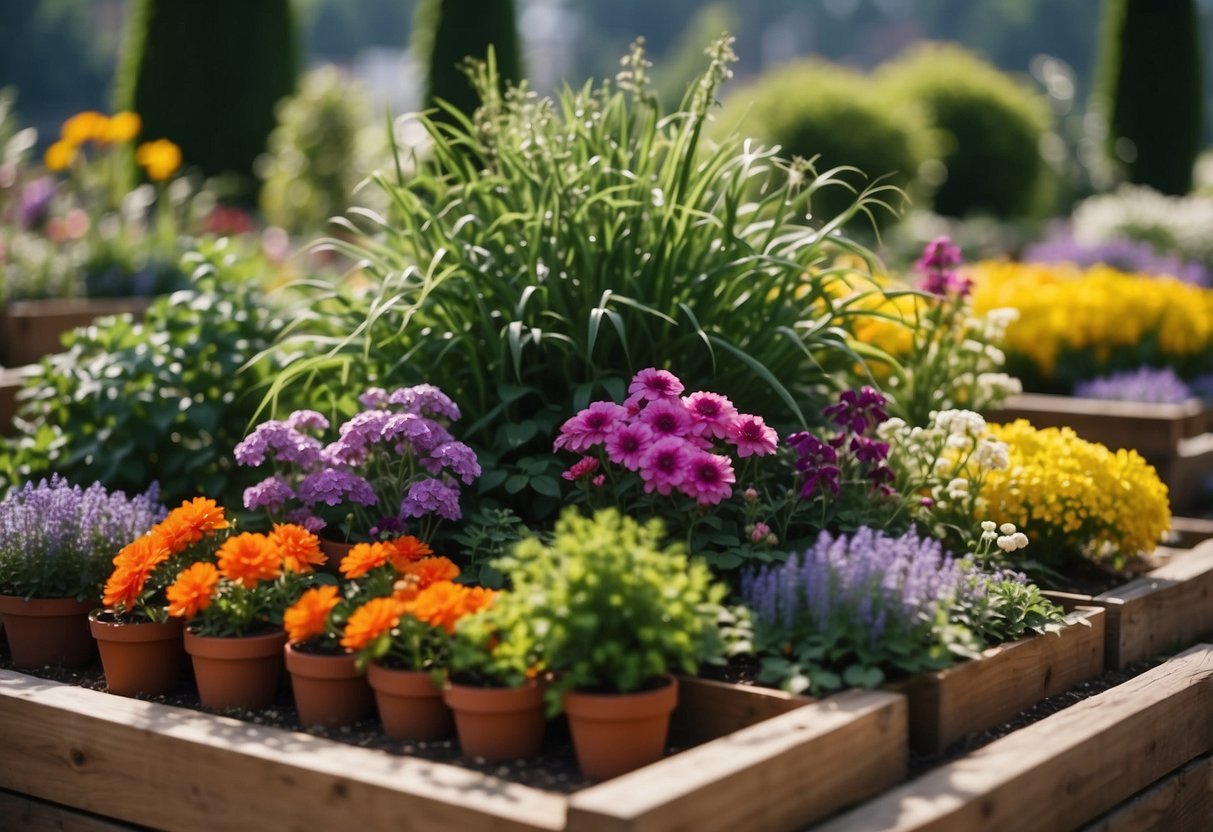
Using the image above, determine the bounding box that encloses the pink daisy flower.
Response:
[562,456,600,481]
[605,422,654,471]
[638,437,692,495]
[554,401,628,452]
[682,391,739,439]
[727,414,779,457]
[639,397,693,439]
[679,450,736,506]
[626,368,685,405]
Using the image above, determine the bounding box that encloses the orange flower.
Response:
[284,585,340,644]
[385,535,432,570]
[269,523,326,573]
[101,111,141,143]
[44,140,77,172]
[392,576,420,603]
[402,556,459,588]
[102,535,170,611]
[217,533,282,589]
[339,541,392,579]
[166,562,220,619]
[61,111,108,144]
[402,581,495,635]
[136,138,182,181]
[341,597,406,652]
[154,497,228,554]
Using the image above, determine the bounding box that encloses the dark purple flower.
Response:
[17,178,55,230]
[822,387,888,435]
[787,431,841,499]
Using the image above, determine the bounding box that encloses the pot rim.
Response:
[443,677,545,713]
[88,612,183,643]
[0,595,96,617]
[284,641,362,679]
[563,674,679,719]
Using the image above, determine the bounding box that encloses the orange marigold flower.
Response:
[385,535,432,570]
[166,562,220,619]
[102,535,169,611]
[217,533,283,589]
[61,110,108,144]
[402,556,460,588]
[392,576,420,603]
[154,497,228,554]
[341,597,406,652]
[44,140,77,172]
[284,585,340,644]
[270,523,326,573]
[402,581,495,635]
[102,111,141,143]
[136,138,182,181]
[339,541,392,579]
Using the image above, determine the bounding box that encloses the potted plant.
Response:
[0,476,163,668]
[166,523,326,711]
[92,497,229,696]
[486,508,727,780]
[343,563,494,740]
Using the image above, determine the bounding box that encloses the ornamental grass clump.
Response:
[981,420,1171,571]
[0,476,164,600]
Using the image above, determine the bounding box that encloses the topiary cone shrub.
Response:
[412,0,522,119]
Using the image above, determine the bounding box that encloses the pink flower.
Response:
[727,414,778,458]
[639,437,692,495]
[751,522,771,543]
[554,402,628,452]
[679,451,736,506]
[605,422,654,471]
[682,391,739,438]
[626,368,684,405]
[639,398,692,439]
[562,456,600,481]
[592,474,605,488]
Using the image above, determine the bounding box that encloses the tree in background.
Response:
[413,0,522,118]
[113,0,299,201]
[1094,0,1203,195]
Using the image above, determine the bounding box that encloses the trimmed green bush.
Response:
[1095,0,1202,195]
[715,59,933,224]
[412,0,522,118]
[113,0,299,200]
[877,42,1053,219]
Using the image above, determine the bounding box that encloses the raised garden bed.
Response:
[815,643,1213,832]
[1079,753,1213,831]
[1046,541,1213,669]
[0,297,153,368]
[0,669,905,832]
[0,365,29,436]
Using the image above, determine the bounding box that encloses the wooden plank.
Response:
[1160,434,1213,513]
[1165,517,1213,550]
[896,607,1105,754]
[0,670,566,832]
[815,643,1213,832]
[669,676,809,746]
[0,789,148,832]
[1080,754,1213,832]
[0,297,153,366]
[565,689,906,832]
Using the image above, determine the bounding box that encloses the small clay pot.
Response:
[89,612,186,697]
[185,629,288,711]
[317,538,353,577]
[284,642,374,728]
[563,675,679,781]
[444,679,546,761]
[367,663,453,740]
[0,595,96,668]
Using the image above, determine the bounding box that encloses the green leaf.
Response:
[529,475,562,498]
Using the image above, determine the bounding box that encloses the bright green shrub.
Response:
[413,0,522,118]
[876,43,1053,219]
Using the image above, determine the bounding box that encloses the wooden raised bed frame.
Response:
[0,297,153,368]
[0,671,905,832]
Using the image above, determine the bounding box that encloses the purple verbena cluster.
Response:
[740,526,966,648]
[1023,235,1212,286]
[1073,366,1193,404]
[788,386,894,500]
[234,385,479,535]
[915,236,970,297]
[554,368,778,506]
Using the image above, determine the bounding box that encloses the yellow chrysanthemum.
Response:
[102,111,142,143]
[44,140,77,172]
[136,138,182,181]
[61,111,108,144]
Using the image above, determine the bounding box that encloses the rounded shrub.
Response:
[876,42,1053,219]
[715,59,933,224]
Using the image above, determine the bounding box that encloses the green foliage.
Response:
[114,0,299,200]
[499,508,726,710]
[876,42,1053,219]
[265,39,891,519]
[448,506,529,588]
[952,577,1070,647]
[1095,0,1202,195]
[413,0,522,119]
[715,59,931,224]
[0,238,280,510]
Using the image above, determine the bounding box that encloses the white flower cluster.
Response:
[980,520,1029,552]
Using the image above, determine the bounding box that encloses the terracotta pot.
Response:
[185,629,288,711]
[284,642,374,728]
[89,612,186,697]
[444,679,546,761]
[563,675,679,781]
[0,595,96,668]
[317,538,353,577]
[367,663,453,740]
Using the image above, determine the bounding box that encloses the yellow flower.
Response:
[136,139,182,181]
[101,111,142,144]
[61,111,109,145]
[44,140,77,172]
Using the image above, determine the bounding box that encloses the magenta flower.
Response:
[554,401,628,452]
[727,414,778,457]
[605,422,654,471]
[626,368,685,405]
[638,437,692,495]
[682,391,739,438]
[639,397,693,439]
[562,456,600,481]
[679,450,736,506]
